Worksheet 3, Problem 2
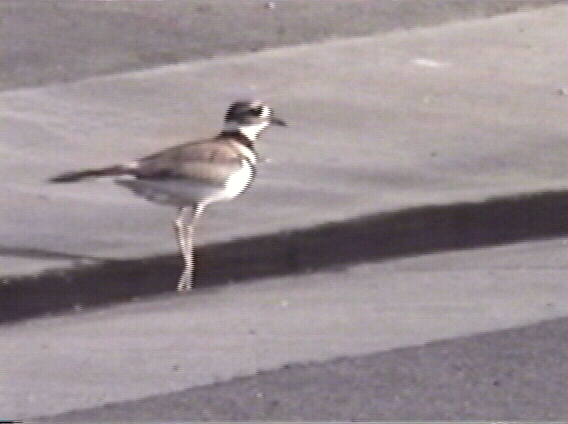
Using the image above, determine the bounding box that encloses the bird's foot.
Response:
[177,282,193,293]
[176,272,193,293]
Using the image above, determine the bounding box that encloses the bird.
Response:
[49,100,287,292]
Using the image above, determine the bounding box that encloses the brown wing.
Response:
[133,138,243,185]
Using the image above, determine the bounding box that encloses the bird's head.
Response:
[223,100,287,141]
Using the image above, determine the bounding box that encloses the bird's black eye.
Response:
[251,106,263,116]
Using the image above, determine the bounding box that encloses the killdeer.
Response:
[50,100,287,292]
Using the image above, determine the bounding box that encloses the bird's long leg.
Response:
[173,207,189,266]
[174,203,206,292]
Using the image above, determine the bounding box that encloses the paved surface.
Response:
[0,0,560,91]
[40,318,567,422]
[2,189,566,323]
[0,4,566,277]
[1,3,566,422]
[2,237,566,420]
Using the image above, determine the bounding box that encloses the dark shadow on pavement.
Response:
[1,190,566,324]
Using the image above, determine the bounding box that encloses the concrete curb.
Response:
[2,189,566,324]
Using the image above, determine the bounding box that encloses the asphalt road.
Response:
[40,318,567,421]
[0,0,561,91]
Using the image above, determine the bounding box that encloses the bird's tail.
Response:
[49,165,130,183]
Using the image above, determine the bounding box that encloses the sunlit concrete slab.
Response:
[0,5,565,277]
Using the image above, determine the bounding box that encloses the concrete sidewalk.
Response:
[0,4,565,278]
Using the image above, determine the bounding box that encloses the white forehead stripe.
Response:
[260,105,271,119]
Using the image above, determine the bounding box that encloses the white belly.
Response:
[115,159,254,207]
[218,159,254,201]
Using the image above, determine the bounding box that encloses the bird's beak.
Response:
[271,116,288,127]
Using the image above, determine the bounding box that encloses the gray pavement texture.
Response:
[2,237,566,419]
[1,3,566,422]
[1,4,566,278]
[0,0,562,91]
[40,317,567,422]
